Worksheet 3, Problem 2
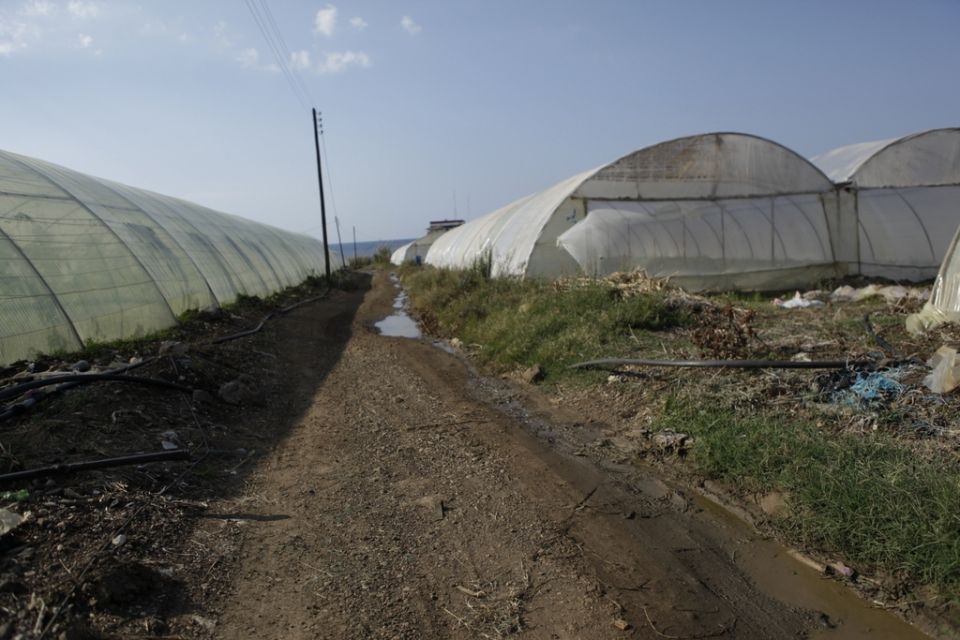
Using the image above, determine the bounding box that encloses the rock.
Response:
[652,430,688,450]
[759,491,788,517]
[192,389,214,404]
[219,379,251,405]
[112,534,127,547]
[522,364,545,384]
[158,341,189,356]
[0,509,23,536]
[70,359,91,372]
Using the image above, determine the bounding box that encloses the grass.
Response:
[658,397,960,596]
[403,264,960,602]
[403,265,691,383]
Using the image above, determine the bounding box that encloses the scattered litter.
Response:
[924,346,960,394]
[849,370,904,401]
[652,431,689,451]
[161,440,179,451]
[612,618,631,631]
[831,284,929,304]
[774,291,824,309]
[0,508,24,535]
[907,304,960,335]
[827,561,856,578]
[111,534,127,547]
[0,489,29,502]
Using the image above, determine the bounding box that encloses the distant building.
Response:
[391,219,465,266]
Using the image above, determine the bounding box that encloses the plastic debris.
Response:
[907,304,960,335]
[924,346,960,394]
[0,489,29,502]
[849,370,904,401]
[112,534,127,546]
[0,508,24,535]
[831,284,929,304]
[774,291,824,309]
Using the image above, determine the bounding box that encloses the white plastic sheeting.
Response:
[428,133,840,288]
[426,171,591,277]
[811,128,960,280]
[0,149,330,365]
[390,229,449,265]
[907,215,960,333]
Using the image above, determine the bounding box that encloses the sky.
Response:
[0,1,958,244]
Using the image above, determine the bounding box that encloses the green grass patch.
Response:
[658,398,960,596]
[402,266,691,382]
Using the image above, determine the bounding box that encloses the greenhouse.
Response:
[811,128,960,281]
[0,149,331,366]
[427,133,844,290]
[390,219,464,265]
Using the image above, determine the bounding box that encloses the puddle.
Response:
[375,281,422,339]
[375,313,421,338]
[694,494,931,640]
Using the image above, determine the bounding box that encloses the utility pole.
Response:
[334,216,346,269]
[352,226,358,264]
[312,108,331,279]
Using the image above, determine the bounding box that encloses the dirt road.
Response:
[198,272,926,639]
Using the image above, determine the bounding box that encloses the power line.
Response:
[241,0,312,111]
[256,0,314,106]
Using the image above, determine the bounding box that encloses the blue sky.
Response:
[0,1,958,243]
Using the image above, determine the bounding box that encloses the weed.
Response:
[403,266,690,383]
[657,398,960,597]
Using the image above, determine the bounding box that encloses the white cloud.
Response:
[316,50,370,74]
[66,1,99,19]
[237,46,279,73]
[237,47,260,67]
[314,4,336,37]
[290,49,310,70]
[400,15,421,35]
[78,32,92,47]
[0,17,29,54]
[19,1,56,17]
[349,16,367,30]
[212,21,231,46]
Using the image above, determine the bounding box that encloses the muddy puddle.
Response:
[375,275,422,338]
[694,493,931,639]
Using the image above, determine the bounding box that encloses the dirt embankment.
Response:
[0,271,935,639]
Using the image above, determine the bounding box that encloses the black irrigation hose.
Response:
[0,359,155,424]
[0,449,191,485]
[863,312,903,358]
[0,290,329,421]
[0,373,192,404]
[210,291,329,345]
[569,357,874,371]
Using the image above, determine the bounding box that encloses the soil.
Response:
[0,271,937,638]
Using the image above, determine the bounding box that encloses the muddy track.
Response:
[191,271,926,639]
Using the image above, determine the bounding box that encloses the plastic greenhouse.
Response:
[0,149,331,365]
[427,133,845,290]
[811,128,960,281]
[391,219,464,266]
[908,219,960,334]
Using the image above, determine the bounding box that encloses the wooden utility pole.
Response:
[312,108,331,278]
